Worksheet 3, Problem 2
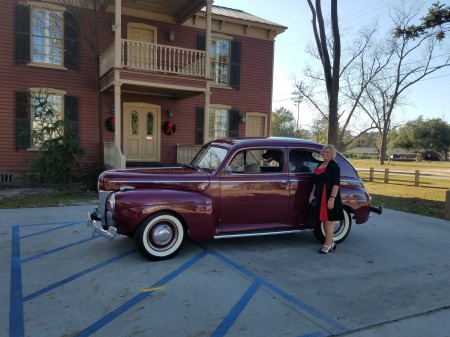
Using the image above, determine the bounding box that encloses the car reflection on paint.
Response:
[87,137,382,260]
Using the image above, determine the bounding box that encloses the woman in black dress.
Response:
[308,144,344,254]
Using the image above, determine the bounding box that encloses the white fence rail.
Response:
[357,168,449,186]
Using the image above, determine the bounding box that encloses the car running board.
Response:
[214,228,305,239]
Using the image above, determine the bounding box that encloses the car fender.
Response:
[110,189,216,240]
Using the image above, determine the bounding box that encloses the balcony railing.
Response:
[100,40,206,78]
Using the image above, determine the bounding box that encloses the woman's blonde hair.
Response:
[321,144,337,159]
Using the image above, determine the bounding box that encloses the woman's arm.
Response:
[309,185,316,203]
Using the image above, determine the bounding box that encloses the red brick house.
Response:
[0,0,286,183]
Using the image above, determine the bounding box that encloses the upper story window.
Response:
[32,8,63,65]
[198,35,241,88]
[15,4,78,69]
[210,38,230,85]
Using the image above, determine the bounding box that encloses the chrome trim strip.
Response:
[214,229,303,239]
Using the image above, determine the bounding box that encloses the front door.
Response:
[124,103,160,162]
[128,23,156,69]
[246,113,266,137]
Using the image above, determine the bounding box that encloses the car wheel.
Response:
[313,208,352,244]
[134,212,185,261]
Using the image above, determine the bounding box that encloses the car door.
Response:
[218,147,290,232]
[288,148,319,227]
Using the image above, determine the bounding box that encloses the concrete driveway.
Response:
[1,205,449,337]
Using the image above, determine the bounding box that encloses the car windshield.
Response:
[190,145,228,171]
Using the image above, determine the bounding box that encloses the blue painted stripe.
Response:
[23,249,136,302]
[75,250,208,337]
[20,221,82,239]
[10,226,24,337]
[211,282,260,337]
[21,236,98,263]
[194,241,347,334]
[298,332,325,337]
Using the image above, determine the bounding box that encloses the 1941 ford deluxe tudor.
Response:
[87,137,382,260]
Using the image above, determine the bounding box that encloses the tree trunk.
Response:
[307,0,341,148]
[328,0,340,147]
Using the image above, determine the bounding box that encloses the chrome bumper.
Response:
[370,205,383,215]
[87,210,117,240]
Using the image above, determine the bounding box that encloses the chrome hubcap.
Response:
[152,225,173,246]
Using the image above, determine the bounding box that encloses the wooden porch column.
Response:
[203,0,212,144]
[114,0,124,169]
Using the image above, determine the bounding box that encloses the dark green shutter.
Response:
[15,91,31,148]
[228,109,240,137]
[64,12,79,69]
[230,40,241,88]
[198,34,206,51]
[196,107,204,145]
[15,4,30,63]
[64,95,79,136]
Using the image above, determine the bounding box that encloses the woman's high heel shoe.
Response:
[319,242,336,254]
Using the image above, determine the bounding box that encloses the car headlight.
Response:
[108,193,115,210]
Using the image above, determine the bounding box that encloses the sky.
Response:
[212,0,450,130]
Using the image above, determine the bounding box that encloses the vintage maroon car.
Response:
[87,137,381,260]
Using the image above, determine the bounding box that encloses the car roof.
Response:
[210,137,324,150]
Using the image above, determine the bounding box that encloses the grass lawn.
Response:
[348,159,450,219]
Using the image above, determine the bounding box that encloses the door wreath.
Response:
[105,117,115,132]
[162,121,176,135]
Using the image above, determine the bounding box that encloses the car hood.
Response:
[98,167,210,192]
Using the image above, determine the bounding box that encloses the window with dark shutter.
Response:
[228,109,240,137]
[230,40,241,88]
[15,91,31,148]
[198,34,206,51]
[64,12,79,69]
[196,107,204,145]
[15,4,31,63]
[64,95,79,136]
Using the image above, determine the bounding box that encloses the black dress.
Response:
[312,159,344,222]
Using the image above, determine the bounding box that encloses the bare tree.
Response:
[295,22,389,149]
[306,0,340,147]
[361,1,450,164]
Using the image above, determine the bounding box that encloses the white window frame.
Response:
[210,36,231,86]
[208,105,231,142]
[29,88,66,149]
[29,2,65,68]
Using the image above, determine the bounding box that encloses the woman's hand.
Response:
[309,195,315,204]
[327,198,335,209]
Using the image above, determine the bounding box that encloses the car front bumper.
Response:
[87,209,117,240]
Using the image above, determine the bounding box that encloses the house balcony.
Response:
[100,39,207,98]
[100,39,206,77]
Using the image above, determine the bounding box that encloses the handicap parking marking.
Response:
[9,220,349,337]
[211,282,261,337]
[195,241,348,336]
[76,250,208,337]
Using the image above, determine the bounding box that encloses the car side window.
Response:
[226,148,284,174]
[289,150,319,173]
[261,149,284,173]
[227,149,262,173]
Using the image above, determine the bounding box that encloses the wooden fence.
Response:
[357,168,449,186]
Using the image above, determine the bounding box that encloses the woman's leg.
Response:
[323,220,335,247]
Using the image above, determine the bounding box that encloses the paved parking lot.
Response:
[1,205,450,337]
